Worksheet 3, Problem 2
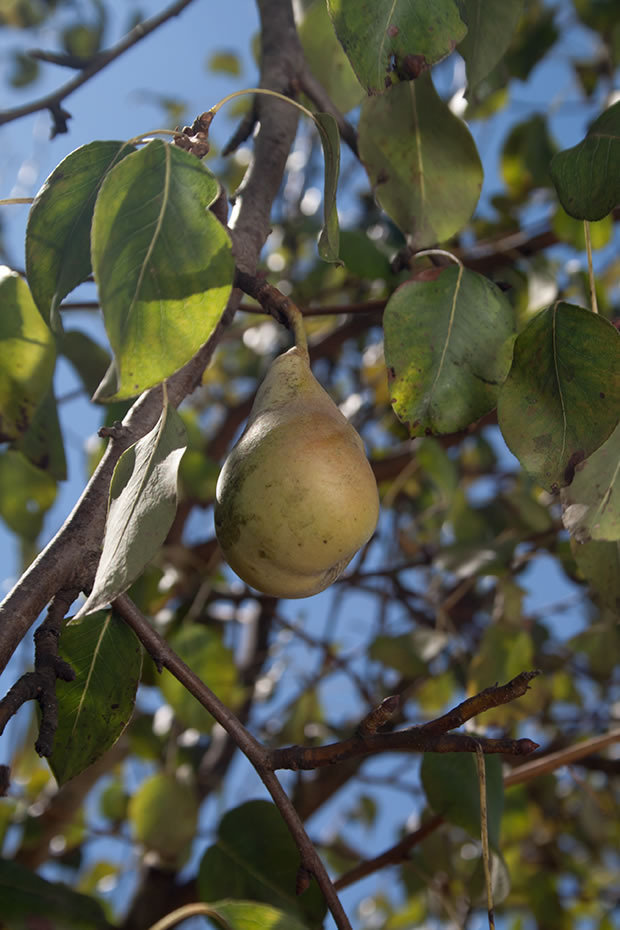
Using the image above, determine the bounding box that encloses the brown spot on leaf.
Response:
[413,267,443,282]
[400,54,428,79]
[387,25,399,38]
[563,449,586,486]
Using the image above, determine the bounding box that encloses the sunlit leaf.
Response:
[0,858,111,929]
[76,401,187,617]
[359,74,482,246]
[0,449,57,541]
[198,801,327,925]
[561,422,620,542]
[384,266,514,435]
[314,112,341,263]
[26,141,135,327]
[498,303,620,490]
[128,773,198,866]
[91,140,234,399]
[327,0,467,93]
[206,900,311,930]
[50,610,142,786]
[550,100,620,220]
[421,752,504,848]
[159,625,245,733]
[457,0,523,94]
[0,269,56,443]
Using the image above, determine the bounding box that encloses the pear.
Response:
[214,344,379,598]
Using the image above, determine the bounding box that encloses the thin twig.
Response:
[475,743,495,930]
[113,594,353,930]
[0,0,198,132]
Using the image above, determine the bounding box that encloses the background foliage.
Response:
[0,1,619,929]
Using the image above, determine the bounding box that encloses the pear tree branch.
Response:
[0,0,199,135]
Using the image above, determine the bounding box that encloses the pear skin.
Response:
[214,346,379,598]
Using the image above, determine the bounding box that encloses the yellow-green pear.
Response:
[214,344,379,598]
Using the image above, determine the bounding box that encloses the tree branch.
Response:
[113,593,353,930]
[0,0,199,134]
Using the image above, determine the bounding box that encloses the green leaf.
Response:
[76,401,187,617]
[299,0,364,114]
[26,140,135,327]
[550,101,620,220]
[551,208,613,251]
[91,140,234,399]
[50,610,142,785]
[457,0,523,94]
[314,112,341,263]
[468,626,535,724]
[339,230,392,280]
[0,449,57,541]
[60,329,112,397]
[501,113,557,199]
[0,857,112,929]
[159,626,245,733]
[561,422,620,542]
[13,385,67,481]
[369,633,427,677]
[358,74,483,246]
[571,537,620,611]
[327,0,467,93]
[498,303,620,490]
[198,801,327,926]
[128,773,199,867]
[206,900,311,930]
[0,269,56,442]
[384,266,514,435]
[421,752,504,848]
[207,50,242,76]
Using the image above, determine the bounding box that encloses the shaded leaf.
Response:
[0,449,57,541]
[501,113,557,199]
[468,626,535,724]
[561,422,620,542]
[421,752,504,848]
[550,101,620,220]
[128,773,198,867]
[91,140,234,399]
[159,626,245,733]
[369,633,427,677]
[206,900,311,930]
[26,140,135,327]
[60,329,112,397]
[339,230,392,279]
[13,386,67,481]
[0,269,56,442]
[0,857,112,929]
[299,0,364,114]
[358,74,482,246]
[384,266,514,435]
[76,401,187,617]
[457,0,523,94]
[198,801,326,926]
[327,0,467,93]
[314,112,341,263]
[50,610,142,785]
[498,303,620,489]
[498,303,620,490]
[570,537,620,611]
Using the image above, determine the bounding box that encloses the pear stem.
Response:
[234,270,309,357]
